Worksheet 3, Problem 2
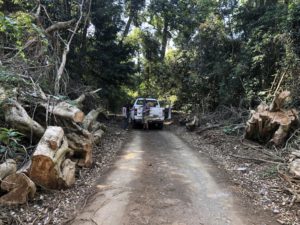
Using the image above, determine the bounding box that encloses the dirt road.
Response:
[71,130,278,225]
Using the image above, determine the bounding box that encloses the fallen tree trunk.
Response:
[245,91,298,146]
[0,159,17,180]
[3,99,45,138]
[44,101,85,123]
[29,126,75,189]
[83,107,104,131]
[0,173,36,205]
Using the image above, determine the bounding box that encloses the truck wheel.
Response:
[158,123,164,130]
[132,120,137,129]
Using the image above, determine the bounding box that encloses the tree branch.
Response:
[45,19,76,34]
[54,0,86,95]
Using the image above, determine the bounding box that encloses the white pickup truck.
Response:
[130,98,165,129]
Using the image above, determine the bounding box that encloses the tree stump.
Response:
[245,91,298,146]
[0,173,36,205]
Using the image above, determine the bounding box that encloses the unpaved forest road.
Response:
[71,130,278,225]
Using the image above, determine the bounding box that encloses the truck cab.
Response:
[130,98,165,129]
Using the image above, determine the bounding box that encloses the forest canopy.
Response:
[1,0,300,112]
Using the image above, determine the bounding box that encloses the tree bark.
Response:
[3,99,45,139]
[161,18,169,60]
[66,131,93,168]
[123,14,133,38]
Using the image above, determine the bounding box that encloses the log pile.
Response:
[245,91,299,146]
[0,86,105,204]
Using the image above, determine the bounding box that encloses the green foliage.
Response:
[0,128,23,146]
[1,0,300,114]
[0,128,24,160]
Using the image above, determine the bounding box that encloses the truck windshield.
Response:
[136,99,158,107]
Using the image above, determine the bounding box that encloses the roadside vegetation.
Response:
[1,0,300,224]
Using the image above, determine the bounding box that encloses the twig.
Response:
[283,128,300,150]
[230,154,283,164]
[240,139,285,162]
[196,124,222,135]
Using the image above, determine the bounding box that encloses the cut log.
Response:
[44,126,64,150]
[44,101,85,123]
[83,107,104,131]
[245,90,298,146]
[0,173,36,205]
[58,119,94,168]
[186,115,199,131]
[66,132,93,168]
[29,126,75,189]
[93,129,104,145]
[0,159,17,180]
[3,99,45,138]
[61,159,76,187]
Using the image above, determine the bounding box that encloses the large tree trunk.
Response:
[123,14,133,38]
[245,91,298,146]
[83,107,104,131]
[44,101,85,123]
[0,159,17,180]
[3,100,45,138]
[160,18,169,60]
[0,173,36,205]
[28,126,76,189]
